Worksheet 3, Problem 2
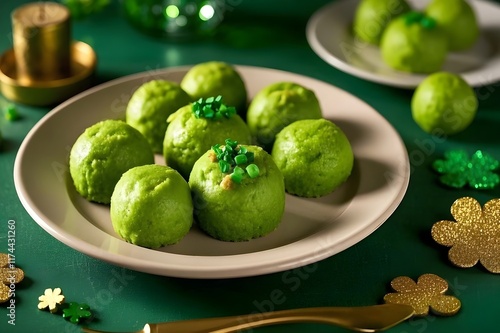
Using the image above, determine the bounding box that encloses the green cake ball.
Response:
[126,80,192,153]
[380,11,448,73]
[180,61,247,115]
[272,119,354,198]
[246,82,322,151]
[69,119,154,204]
[353,0,411,45]
[111,164,193,248]
[189,141,285,242]
[426,0,479,51]
[411,72,478,135]
[163,97,252,179]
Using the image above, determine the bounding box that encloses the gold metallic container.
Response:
[12,2,71,83]
[0,2,97,106]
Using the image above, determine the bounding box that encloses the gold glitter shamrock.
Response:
[384,274,461,316]
[431,197,500,273]
[38,288,65,313]
[433,149,499,189]
[0,253,24,303]
[62,302,92,324]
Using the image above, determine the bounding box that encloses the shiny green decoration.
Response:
[62,302,92,324]
[4,104,20,121]
[61,0,110,19]
[211,139,259,185]
[404,11,436,29]
[193,96,236,119]
[433,149,500,189]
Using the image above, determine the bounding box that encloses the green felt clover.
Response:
[433,150,500,189]
[62,302,92,324]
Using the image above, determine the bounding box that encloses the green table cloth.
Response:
[1,1,499,332]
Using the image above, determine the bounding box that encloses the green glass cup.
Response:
[123,0,225,39]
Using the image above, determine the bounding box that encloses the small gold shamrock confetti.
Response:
[433,150,499,189]
[431,196,500,273]
[384,274,461,316]
[62,302,92,324]
[0,253,24,303]
[38,288,65,313]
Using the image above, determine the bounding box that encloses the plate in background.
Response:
[306,0,500,88]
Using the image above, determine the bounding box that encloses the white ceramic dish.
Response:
[14,65,410,279]
[306,0,500,88]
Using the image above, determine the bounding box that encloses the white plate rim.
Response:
[306,0,500,88]
[13,65,410,279]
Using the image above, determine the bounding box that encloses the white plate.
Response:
[14,65,409,279]
[306,0,500,88]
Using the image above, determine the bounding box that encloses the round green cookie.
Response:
[126,80,192,153]
[180,62,247,115]
[246,82,322,152]
[163,104,251,179]
[272,119,354,198]
[353,0,411,45]
[189,145,285,242]
[380,12,448,73]
[425,0,479,51]
[69,119,154,204]
[411,72,478,135]
[110,164,193,248]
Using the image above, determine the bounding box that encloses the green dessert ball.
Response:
[180,61,247,115]
[163,100,252,179]
[353,0,412,45]
[272,119,354,198]
[411,72,478,135]
[69,119,154,204]
[189,143,285,242]
[110,164,193,248]
[246,82,322,151]
[126,80,192,153]
[380,12,448,73]
[426,0,479,51]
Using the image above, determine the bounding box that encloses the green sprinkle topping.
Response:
[192,95,236,119]
[210,138,261,187]
[4,104,20,121]
[404,11,436,29]
[246,164,260,178]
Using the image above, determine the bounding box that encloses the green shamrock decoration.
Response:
[62,302,92,324]
[433,150,500,189]
[61,0,110,19]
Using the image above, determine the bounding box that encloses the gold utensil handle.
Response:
[148,303,414,333]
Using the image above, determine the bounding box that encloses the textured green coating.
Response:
[163,104,252,179]
[189,145,285,242]
[272,119,354,198]
[411,72,478,135]
[380,14,448,73]
[126,80,192,153]
[425,0,479,51]
[110,165,193,248]
[69,119,154,204]
[353,0,411,45]
[246,82,322,151]
[180,61,247,115]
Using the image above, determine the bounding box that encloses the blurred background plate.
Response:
[306,0,500,88]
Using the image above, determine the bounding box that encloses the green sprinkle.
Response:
[225,138,238,148]
[191,95,236,120]
[234,154,247,165]
[5,104,20,121]
[246,152,255,163]
[231,166,245,183]
[246,164,260,178]
[219,160,230,173]
[238,146,247,155]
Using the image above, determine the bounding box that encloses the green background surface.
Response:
[1,0,500,332]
